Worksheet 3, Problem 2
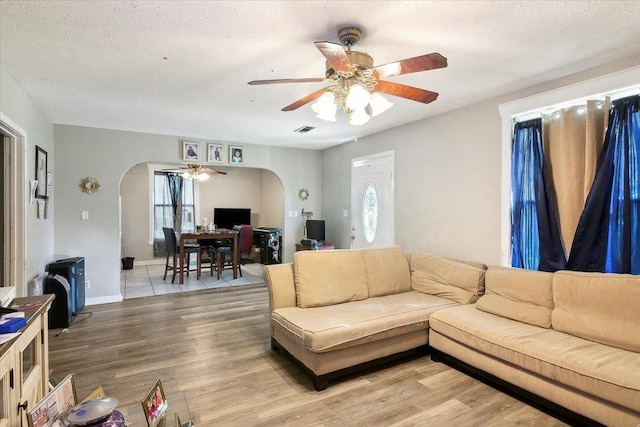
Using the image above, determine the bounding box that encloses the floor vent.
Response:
[294,126,315,134]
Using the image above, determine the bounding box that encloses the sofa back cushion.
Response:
[476,266,554,328]
[552,271,640,352]
[363,246,411,297]
[410,252,486,304]
[294,249,368,308]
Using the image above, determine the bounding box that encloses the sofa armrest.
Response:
[264,263,296,313]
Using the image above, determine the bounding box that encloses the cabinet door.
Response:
[16,321,43,425]
[0,348,16,427]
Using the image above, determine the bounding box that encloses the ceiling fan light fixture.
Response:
[198,173,210,181]
[345,84,371,110]
[369,92,393,117]
[349,108,370,126]
[311,91,338,121]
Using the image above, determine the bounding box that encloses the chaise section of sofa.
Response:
[265,246,486,390]
[429,266,640,426]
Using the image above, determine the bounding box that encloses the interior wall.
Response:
[322,99,501,264]
[0,64,54,294]
[198,167,265,228]
[120,163,150,261]
[262,170,285,230]
[53,124,321,304]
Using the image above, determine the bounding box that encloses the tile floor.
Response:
[120,261,266,299]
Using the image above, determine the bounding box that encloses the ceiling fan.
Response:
[162,164,227,181]
[248,27,447,125]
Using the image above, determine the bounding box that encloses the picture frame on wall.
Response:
[182,141,200,161]
[207,143,224,163]
[229,145,244,165]
[141,378,168,427]
[35,145,48,198]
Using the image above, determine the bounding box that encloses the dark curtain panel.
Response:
[167,174,184,232]
[568,95,640,274]
[511,119,566,271]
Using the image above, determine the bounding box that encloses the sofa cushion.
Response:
[430,305,640,413]
[476,266,554,328]
[410,252,486,304]
[272,291,457,352]
[363,246,411,297]
[552,270,640,352]
[293,249,368,308]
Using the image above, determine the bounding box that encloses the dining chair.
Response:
[209,226,242,280]
[162,227,200,283]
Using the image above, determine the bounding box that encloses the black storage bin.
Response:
[44,274,72,329]
[122,257,135,270]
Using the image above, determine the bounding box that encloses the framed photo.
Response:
[28,373,77,427]
[182,141,200,161]
[229,145,244,165]
[141,378,168,427]
[207,143,224,163]
[35,146,48,198]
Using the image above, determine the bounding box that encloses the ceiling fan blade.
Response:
[248,78,325,85]
[314,41,353,74]
[204,169,227,175]
[375,81,439,104]
[374,53,448,79]
[282,88,327,112]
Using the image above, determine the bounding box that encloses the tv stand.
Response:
[295,243,335,252]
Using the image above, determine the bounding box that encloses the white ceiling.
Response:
[1,1,640,150]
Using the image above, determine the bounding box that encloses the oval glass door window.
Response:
[362,182,379,243]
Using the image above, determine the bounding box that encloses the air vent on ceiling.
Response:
[294,126,315,134]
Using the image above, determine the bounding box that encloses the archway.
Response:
[119,162,284,264]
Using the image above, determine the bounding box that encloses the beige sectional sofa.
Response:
[430,266,640,426]
[264,246,486,390]
[265,246,640,425]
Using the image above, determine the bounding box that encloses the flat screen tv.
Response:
[214,208,251,230]
[306,219,326,242]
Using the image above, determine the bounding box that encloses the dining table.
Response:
[178,229,239,284]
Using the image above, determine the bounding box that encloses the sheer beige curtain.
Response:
[542,98,610,254]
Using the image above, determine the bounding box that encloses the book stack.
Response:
[0,310,26,334]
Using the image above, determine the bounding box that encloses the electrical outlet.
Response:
[343,210,349,217]
[85,281,90,289]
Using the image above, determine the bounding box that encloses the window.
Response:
[153,173,194,256]
[362,182,379,244]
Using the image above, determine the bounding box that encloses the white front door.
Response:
[351,151,395,249]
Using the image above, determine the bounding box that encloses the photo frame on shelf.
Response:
[35,145,48,198]
[229,145,244,165]
[27,373,78,427]
[182,141,200,161]
[141,378,168,427]
[207,143,224,163]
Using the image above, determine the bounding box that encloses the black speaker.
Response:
[44,274,72,329]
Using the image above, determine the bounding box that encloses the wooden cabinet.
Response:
[0,295,52,426]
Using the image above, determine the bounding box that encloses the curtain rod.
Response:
[512,85,639,123]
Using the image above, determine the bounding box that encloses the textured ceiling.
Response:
[1,1,640,150]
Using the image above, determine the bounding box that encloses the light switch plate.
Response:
[81,211,89,220]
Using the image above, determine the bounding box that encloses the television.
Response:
[214,208,251,230]
[305,219,326,242]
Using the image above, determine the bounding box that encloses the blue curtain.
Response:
[567,95,640,274]
[511,119,566,271]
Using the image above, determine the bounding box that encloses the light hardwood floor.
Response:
[48,283,571,426]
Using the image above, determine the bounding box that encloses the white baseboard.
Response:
[86,295,123,306]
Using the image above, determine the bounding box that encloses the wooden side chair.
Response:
[162,227,200,283]
[209,227,242,280]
